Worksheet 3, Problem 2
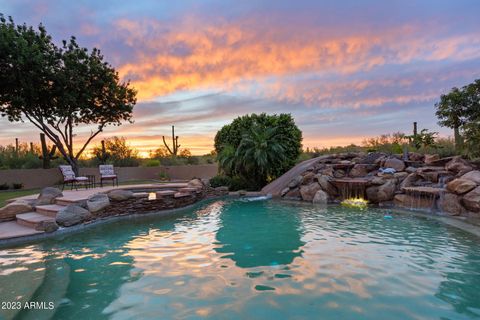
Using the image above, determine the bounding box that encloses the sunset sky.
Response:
[1,0,480,155]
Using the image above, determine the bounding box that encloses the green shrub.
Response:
[0,183,9,190]
[12,182,23,189]
[158,172,169,181]
[209,175,232,188]
[229,175,255,191]
[143,159,161,167]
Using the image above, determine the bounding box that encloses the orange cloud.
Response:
[113,17,480,102]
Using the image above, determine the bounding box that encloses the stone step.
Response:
[174,192,191,198]
[35,204,66,217]
[16,212,55,229]
[0,221,44,240]
[156,190,176,197]
[55,198,78,206]
[178,187,201,193]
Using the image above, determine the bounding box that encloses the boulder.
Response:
[368,180,396,203]
[333,170,346,178]
[280,187,290,197]
[284,188,301,199]
[405,166,417,174]
[36,187,63,205]
[438,193,465,216]
[394,172,408,182]
[312,190,328,205]
[371,176,387,185]
[408,152,424,162]
[301,172,316,185]
[188,178,204,189]
[445,156,473,175]
[87,194,110,213]
[300,183,322,201]
[462,187,480,212]
[447,179,477,195]
[288,175,303,188]
[35,220,59,233]
[424,154,440,165]
[460,170,480,185]
[349,164,368,177]
[359,152,385,164]
[0,201,33,222]
[400,173,419,190]
[318,167,334,177]
[315,174,338,196]
[384,158,405,172]
[108,189,134,201]
[56,204,90,227]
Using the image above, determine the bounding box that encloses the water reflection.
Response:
[215,200,305,268]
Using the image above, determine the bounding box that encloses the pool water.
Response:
[1,199,480,319]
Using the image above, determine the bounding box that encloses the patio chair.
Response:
[99,164,118,187]
[59,165,89,190]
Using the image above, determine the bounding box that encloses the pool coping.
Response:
[1,197,480,248]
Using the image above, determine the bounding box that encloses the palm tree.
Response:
[236,124,289,184]
[216,144,237,175]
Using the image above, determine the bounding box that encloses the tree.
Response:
[92,136,139,167]
[435,79,480,157]
[0,15,137,173]
[214,113,302,188]
[435,87,469,151]
[235,125,289,186]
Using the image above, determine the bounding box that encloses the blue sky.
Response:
[1,0,480,154]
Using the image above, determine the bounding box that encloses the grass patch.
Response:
[0,189,39,207]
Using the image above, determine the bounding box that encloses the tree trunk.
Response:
[454,126,464,153]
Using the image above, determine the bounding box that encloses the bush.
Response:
[12,182,23,189]
[0,183,9,190]
[229,175,255,191]
[158,171,169,181]
[209,175,232,188]
[143,159,161,167]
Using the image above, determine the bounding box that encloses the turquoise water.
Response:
[1,199,480,320]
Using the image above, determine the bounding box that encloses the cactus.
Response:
[162,125,181,156]
[39,133,58,169]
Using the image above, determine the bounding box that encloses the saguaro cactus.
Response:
[39,133,58,169]
[162,125,181,156]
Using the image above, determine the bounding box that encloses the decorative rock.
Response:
[438,193,465,216]
[333,170,346,178]
[0,201,33,222]
[301,172,316,185]
[424,154,440,165]
[36,187,63,205]
[108,190,134,201]
[359,152,385,164]
[408,152,424,162]
[405,166,417,174]
[447,179,477,195]
[56,204,91,227]
[400,173,419,189]
[394,172,408,182]
[318,167,334,177]
[460,170,480,185]
[87,194,110,213]
[280,187,290,197]
[372,180,396,202]
[315,175,338,196]
[445,156,473,175]
[312,190,328,205]
[288,175,303,188]
[394,194,435,210]
[188,178,204,189]
[384,158,405,172]
[300,183,322,201]
[462,187,480,212]
[371,176,387,185]
[349,164,368,177]
[35,220,59,233]
[284,188,301,199]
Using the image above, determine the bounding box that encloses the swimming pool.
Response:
[1,199,480,319]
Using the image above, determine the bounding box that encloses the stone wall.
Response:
[0,164,218,189]
[263,152,480,217]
